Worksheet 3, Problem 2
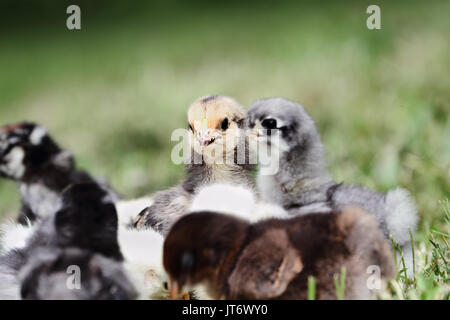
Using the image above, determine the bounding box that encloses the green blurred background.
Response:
[0,0,449,241]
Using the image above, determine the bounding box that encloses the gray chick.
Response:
[246,97,418,274]
[134,95,255,234]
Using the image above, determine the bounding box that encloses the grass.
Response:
[307,276,316,300]
[334,267,347,300]
[381,200,450,299]
[0,0,449,299]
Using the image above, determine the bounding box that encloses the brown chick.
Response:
[163,208,395,300]
[134,95,255,234]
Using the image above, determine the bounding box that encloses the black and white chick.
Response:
[18,246,136,300]
[134,95,255,234]
[0,183,136,300]
[0,122,119,224]
[0,183,189,300]
[246,97,418,274]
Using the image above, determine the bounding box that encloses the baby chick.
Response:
[19,247,137,300]
[0,183,185,300]
[134,95,255,234]
[0,183,134,300]
[163,208,395,300]
[190,183,288,222]
[0,122,119,224]
[246,97,418,273]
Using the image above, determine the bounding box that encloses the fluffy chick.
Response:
[134,95,254,234]
[118,227,173,299]
[246,97,418,273]
[0,224,174,300]
[190,183,288,222]
[0,183,135,300]
[164,208,395,300]
[0,184,182,300]
[115,196,153,228]
[19,247,136,300]
[0,122,119,224]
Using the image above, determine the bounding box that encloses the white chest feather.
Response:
[0,147,25,179]
[0,222,35,252]
[118,228,169,300]
[19,183,62,218]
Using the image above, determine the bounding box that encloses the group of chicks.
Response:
[0,95,418,300]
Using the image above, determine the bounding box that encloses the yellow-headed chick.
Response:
[134,95,254,234]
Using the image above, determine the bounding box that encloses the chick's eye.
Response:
[188,123,193,132]
[262,118,277,130]
[181,251,195,270]
[221,118,229,131]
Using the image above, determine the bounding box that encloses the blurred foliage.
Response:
[0,0,449,297]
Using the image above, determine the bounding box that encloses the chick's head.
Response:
[187,95,245,164]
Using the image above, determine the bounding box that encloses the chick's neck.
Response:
[183,148,255,193]
[271,136,335,207]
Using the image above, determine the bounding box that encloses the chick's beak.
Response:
[182,292,190,300]
[248,126,266,143]
[170,279,190,300]
[199,136,215,147]
[248,128,259,140]
[169,279,190,300]
[196,130,216,147]
[169,279,179,299]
